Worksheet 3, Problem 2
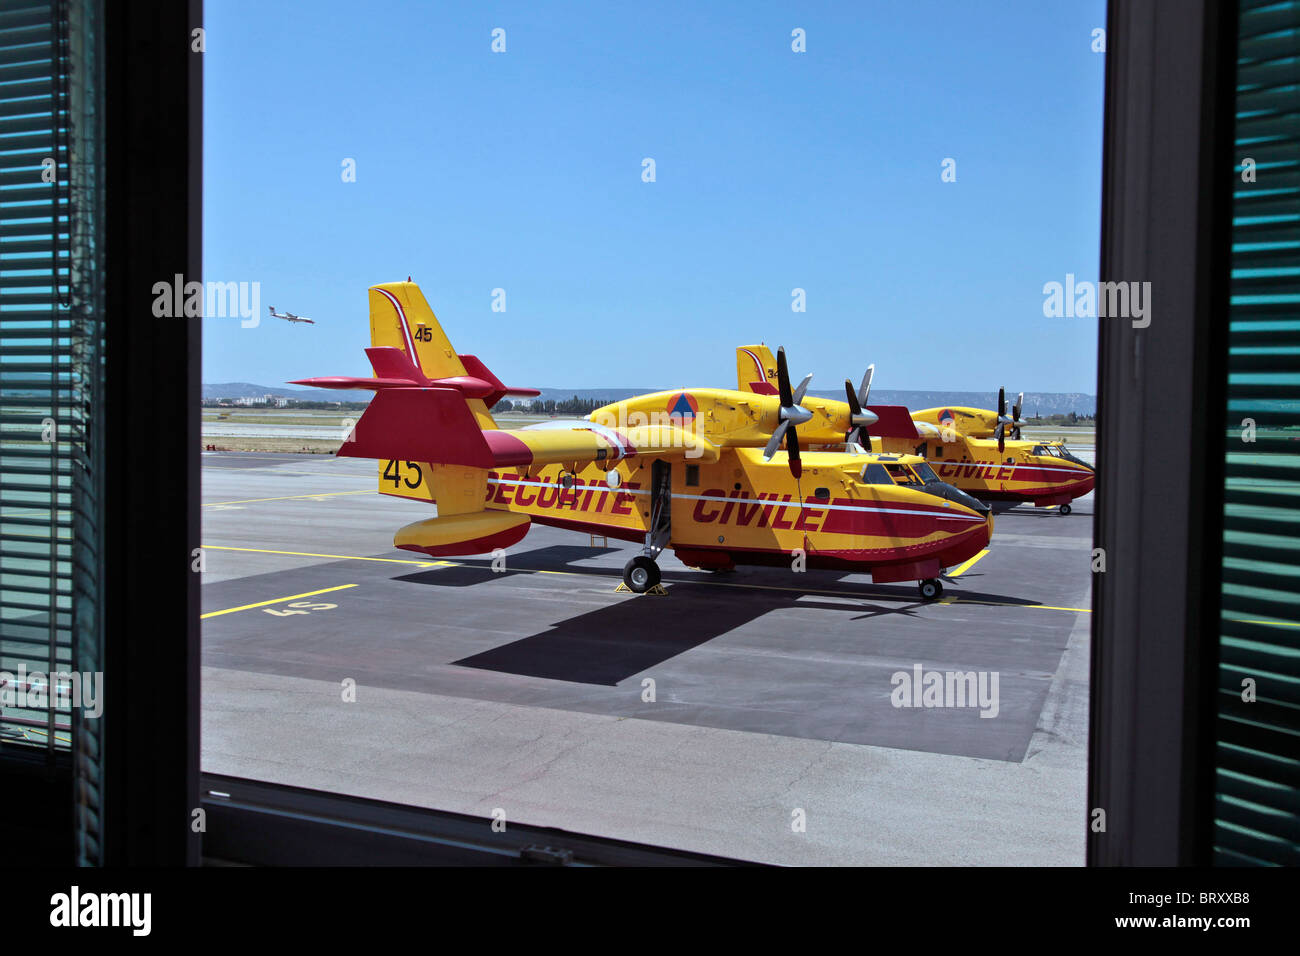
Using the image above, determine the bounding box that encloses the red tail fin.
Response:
[865,405,921,439]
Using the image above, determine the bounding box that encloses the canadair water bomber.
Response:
[736,345,1095,515]
[292,281,993,601]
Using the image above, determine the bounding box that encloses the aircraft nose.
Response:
[925,479,990,517]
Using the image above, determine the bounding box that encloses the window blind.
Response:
[1216,0,1300,866]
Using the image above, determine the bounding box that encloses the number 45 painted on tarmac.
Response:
[263,601,338,617]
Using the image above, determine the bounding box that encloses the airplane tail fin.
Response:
[865,406,921,439]
[736,344,779,395]
[293,279,539,515]
[368,281,500,429]
[368,282,462,379]
[366,281,541,428]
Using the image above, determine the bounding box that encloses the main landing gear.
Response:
[623,554,661,593]
[919,578,944,601]
[622,460,672,595]
[1059,503,1073,516]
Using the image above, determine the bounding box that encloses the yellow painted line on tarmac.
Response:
[202,545,449,568]
[203,489,375,506]
[201,584,357,619]
[948,550,989,577]
[1229,617,1300,628]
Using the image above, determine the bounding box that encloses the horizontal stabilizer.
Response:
[459,354,541,406]
[340,388,495,467]
[290,375,418,390]
[865,405,920,439]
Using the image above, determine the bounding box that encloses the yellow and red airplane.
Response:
[292,281,993,600]
[736,345,1095,515]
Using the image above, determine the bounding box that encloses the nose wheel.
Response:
[623,555,662,594]
[919,578,943,601]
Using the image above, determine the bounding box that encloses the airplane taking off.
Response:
[736,345,1095,515]
[269,306,315,325]
[292,281,993,600]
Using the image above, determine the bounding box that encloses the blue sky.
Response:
[203,0,1106,394]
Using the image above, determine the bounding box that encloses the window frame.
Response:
[2,0,1252,869]
[1087,0,1236,866]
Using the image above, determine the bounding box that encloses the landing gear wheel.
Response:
[623,555,661,593]
[1059,503,1072,516]
[919,578,943,601]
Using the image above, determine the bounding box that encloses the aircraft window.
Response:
[861,463,894,484]
[933,444,943,457]
[813,487,830,499]
[913,462,939,484]
[686,465,700,487]
[1032,445,1048,455]
[885,464,923,485]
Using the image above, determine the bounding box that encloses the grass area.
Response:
[202,437,343,454]
[1018,426,1095,445]
[204,410,560,427]
[202,412,357,426]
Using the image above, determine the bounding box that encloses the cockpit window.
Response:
[861,463,894,485]
[913,462,939,484]
[1032,445,1047,455]
[885,463,924,485]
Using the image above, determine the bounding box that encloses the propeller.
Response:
[843,363,879,448]
[992,386,1019,454]
[762,346,813,478]
[1011,391,1025,440]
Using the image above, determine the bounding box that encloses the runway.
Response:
[201,451,1093,865]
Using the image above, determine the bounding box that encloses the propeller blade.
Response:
[859,364,875,407]
[995,422,1005,454]
[845,378,873,448]
[763,419,789,462]
[776,347,794,408]
[788,425,802,478]
[792,372,813,405]
[998,387,1006,418]
[844,379,861,414]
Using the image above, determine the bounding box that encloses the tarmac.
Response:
[201,450,1095,865]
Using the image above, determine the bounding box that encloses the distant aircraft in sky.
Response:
[269,306,315,325]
